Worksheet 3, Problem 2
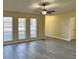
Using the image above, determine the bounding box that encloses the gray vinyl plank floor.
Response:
[3,37,76,59]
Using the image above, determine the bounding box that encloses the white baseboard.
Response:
[46,34,71,41]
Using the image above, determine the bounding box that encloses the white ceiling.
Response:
[3,0,76,15]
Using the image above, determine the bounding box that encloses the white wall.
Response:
[70,17,76,40]
[45,11,76,41]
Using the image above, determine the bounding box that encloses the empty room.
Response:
[3,0,76,59]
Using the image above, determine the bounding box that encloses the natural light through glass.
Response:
[30,18,37,38]
[3,17,13,41]
[18,18,26,40]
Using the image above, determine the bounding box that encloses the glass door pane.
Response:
[18,18,26,40]
[3,17,13,41]
[30,18,37,38]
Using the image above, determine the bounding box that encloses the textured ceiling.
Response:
[3,0,76,15]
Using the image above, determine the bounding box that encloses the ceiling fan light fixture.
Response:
[41,9,47,15]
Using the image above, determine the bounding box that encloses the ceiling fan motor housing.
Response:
[41,9,47,15]
[42,9,47,11]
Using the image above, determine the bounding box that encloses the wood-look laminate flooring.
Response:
[3,37,76,59]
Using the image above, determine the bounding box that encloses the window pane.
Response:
[30,18,37,38]
[19,31,26,39]
[18,18,26,40]
[3,17,13,41]
[19,31,25,34]
[19,27,25,31]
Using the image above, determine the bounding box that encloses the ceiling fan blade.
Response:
[47,10,55,13]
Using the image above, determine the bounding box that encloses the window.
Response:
[3,17,13,41]
[18,18,26,40]
[30,18,37,38]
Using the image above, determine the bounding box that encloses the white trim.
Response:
[46,34,71,41]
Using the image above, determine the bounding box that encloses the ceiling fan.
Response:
[39,2,55,15]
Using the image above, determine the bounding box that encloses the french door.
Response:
[3,17,37,44]
[18,18,26,40]
[30,18,37,38]
[3,17,13,42]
